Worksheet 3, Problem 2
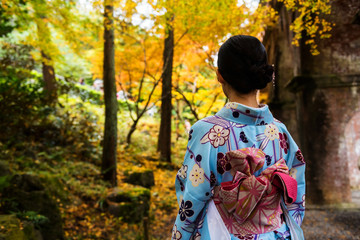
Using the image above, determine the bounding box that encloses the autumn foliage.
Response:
[0,0,334,239]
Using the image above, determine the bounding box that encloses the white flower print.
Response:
[189,164,205,187]
[225,102,237,109]
[290,168,297,180]
[178,164,188,179]
[302,194,306,208]
[264,124,279,141]
[172,225,182,240]
[207,125,230,148]
[192,232,201,240]
[178,194,183,207]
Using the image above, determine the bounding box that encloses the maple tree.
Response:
[116,31,164,145]
[274,0,333,55]
[0,0,83,103]
[148,0,277,161]
[0,0,341,238]
[0,0,334,146]
[81,0,333,148]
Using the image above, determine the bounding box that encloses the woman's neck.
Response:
[227,90,259,108]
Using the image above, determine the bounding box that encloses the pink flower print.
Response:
[217,153,231,174]
[296,149,305,163]
[279,132,289,154]
[208,125,230,148]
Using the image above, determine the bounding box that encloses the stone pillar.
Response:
[265,0,360,204]
[263,2,301,143]
[288,0,360,205]
[345,112,360,189]
[288,75,360,204]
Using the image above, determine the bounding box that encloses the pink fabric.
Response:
[213,148,298,236]
[273,172,297,204]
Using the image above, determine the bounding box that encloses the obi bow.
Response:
[213,147,297,236]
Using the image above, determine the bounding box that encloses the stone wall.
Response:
[289,75,360,204]
[345,112,360,189]
[275,0,360,204]
[298,0,360,204]
[263,1,301,143]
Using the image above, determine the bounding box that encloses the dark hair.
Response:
[217,35,274,94]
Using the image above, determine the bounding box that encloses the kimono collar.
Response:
[215,102,274,125]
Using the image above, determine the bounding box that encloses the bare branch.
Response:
[136,35,148,117]
[204,91,220,117]
[174,29,188,48]
[137,72,162,118]
[191,40,217,71]
[174,86,199,121]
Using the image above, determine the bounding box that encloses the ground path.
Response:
[302,190,360,240]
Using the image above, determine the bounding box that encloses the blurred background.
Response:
[0,0,359,239]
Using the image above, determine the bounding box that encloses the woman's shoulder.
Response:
[271,118,300,153]
[270,118,298,145]
[191,116,218,130]
[272,118,289,133]
[188,116,222,144]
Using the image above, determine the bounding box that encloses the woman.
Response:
[172,35,305,240]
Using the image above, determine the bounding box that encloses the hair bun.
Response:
[249,64,274,90]
[217,35,273,94]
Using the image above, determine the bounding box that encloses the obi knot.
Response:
[213,147,298,236]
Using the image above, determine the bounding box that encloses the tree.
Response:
[101,0,118,186]
[88,0,302,159]
[0,0,83,103]
[260,0,334,139]
[153,0,264,162]
[117,34,163,145]
[157,14,174,162]
[114,21,164,145]
[33,2,57,103]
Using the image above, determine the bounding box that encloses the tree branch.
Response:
[204,91,220,117]
[136,35,148,117]
[173,86,199,121]
[117,81,135,122]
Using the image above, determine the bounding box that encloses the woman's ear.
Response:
[216,69,226,84]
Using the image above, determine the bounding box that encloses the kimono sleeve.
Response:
[286,135,306,227]
[172,122,217,240]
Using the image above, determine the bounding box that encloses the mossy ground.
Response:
[0,95,187,239]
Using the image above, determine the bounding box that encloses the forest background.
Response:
[0,0,333,239]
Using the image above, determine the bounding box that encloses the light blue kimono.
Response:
[172,102,305,240]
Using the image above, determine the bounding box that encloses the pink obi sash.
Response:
[213,147,297,236]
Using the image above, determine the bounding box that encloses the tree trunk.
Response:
[41,51,57,103]
[101,0,118,186]
[126,119,139,145]
[35,15,57,104]
[157,19,174,162]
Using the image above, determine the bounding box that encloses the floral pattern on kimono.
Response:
[173,102,305,240]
